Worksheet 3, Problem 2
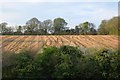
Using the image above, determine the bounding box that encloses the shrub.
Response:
[2,50,34,79]
[94,48,120,79]
[2,46,120,79]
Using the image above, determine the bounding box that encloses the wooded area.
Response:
[3,46,120,79]
[0,16,119,35]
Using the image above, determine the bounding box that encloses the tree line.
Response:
[0,16,118,35]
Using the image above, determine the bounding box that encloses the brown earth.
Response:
[0,35,118,53]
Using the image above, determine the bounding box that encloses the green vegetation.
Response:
[2,46,120,79]
[53,18,67,34]
[75,21,97,35]
[0,16,118,35]
[98,17,118,35]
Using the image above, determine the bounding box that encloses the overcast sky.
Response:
[0,0,118,28]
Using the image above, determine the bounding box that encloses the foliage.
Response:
[2,46,120,79]
[94,48,120,79]
[75,21,97,35]
[98,17,118,35]
[106,17,118,35]
[98,20,108,35]
[53,18,67,34]
[2,50,34,79]
[0,16,118,35]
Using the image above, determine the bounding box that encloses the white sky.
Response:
[0,0,119,28]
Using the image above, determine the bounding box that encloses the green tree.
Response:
[105,17,118,35]
[89,27,97,35]
[2,46,120,79]
[2,50,34,79]
[53,46,83,79]
[14,26,23,35]
[33,46,84,79]
[0,22,8,34]
[75,26,79,35]
[95,49,120,79]
[25,17,41,34]
[33,46,60,79]
[42,19,52,34]
[70,28,75,35]
[78,22,96,35]
[53,18,67,34]
[98,20,108,35]
[98,17,118,35]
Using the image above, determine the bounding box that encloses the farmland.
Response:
[0,35,118,53]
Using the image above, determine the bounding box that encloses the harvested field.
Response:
[0,35,118,52]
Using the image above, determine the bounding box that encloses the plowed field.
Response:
[0,35,118,53]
